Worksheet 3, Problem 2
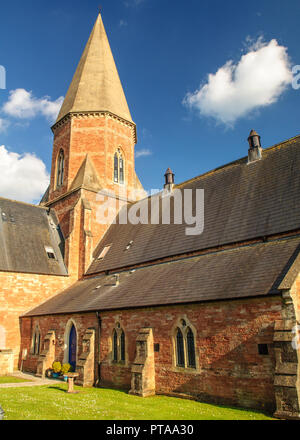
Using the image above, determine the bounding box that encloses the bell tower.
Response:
[42,13,145,277]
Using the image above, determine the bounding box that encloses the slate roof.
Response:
[87,135,300,275]
[25,237,300,316]
[0,198,67,276]
[55,13,133,126]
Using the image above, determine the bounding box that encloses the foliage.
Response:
[61,363,71,375]
[52,362,62,374]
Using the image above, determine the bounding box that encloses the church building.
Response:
[1,13,300,420]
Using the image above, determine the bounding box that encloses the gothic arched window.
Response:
[119,155,124,184]
[174,319,197,370]
[114,153,119,183]
[113,149,125,184]
[113,330,118,362]
[176,328,185,367]
[120,330,125,361]
[187,327,196,368]
[31,326,41,356]
[112,324,126,363]
[56,149,65,188]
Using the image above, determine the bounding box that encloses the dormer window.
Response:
[113,149,125,184]
[45,246,56,260]
[56,149,65,188]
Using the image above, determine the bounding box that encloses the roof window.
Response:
[45,246,56,260]
[98,245,111,260]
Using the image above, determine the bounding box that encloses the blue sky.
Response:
[0,0,300,202]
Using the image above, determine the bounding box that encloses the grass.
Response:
[0,384,275,420]
[0,376,32,384]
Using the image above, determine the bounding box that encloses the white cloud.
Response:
[0,118,10,133]
[135,148,152,158]
[183,38,292,126]
[119,19,128,27]
[0,145,49,204]
[2,89,64,123]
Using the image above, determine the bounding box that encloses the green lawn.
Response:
[0,384,275,420]
[0,376,32,384]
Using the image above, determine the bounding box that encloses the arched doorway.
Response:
[68,324,77,370]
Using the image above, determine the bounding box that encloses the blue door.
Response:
[69,325,77,370]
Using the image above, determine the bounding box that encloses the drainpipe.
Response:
[95,312,102,387]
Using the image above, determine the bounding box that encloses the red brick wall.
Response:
[49,119,71,202]
[49,114,136,202]
[46,113,142,279]
[20,296,282,411]
[20,313,98,373]
[0,271,76,368]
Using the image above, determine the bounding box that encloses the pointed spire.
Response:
[55,13,133,125]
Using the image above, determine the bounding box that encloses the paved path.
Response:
[0,372,63,388]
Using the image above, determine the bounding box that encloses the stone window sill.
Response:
[172,365,199,375]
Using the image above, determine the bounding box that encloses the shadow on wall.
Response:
[169,323,276,414]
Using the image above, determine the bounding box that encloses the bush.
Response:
[52,362,62,374]
[61,363,71,375]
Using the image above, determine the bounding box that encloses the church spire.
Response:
[55,13,133,125]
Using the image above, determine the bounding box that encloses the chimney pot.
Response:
[247,130,262,163]
[164,168,175,190]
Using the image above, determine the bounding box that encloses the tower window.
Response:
[56,149,65,188]
[119,155,124,184]
[114,153,119,183]
[113,149,125,184]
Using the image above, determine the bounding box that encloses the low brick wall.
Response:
[0,350,14,375]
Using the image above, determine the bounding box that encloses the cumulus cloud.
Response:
[135,148,152,158]
[0,145,49,203]
[183,38,292,126]
[2,89,64,122]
